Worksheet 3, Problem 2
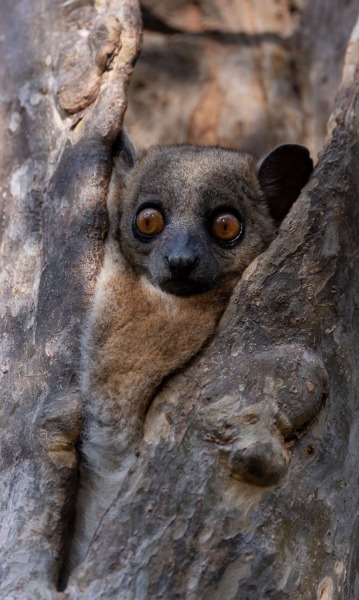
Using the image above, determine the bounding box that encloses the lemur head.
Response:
[115,137,312,297]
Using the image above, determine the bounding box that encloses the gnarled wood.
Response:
[0,1,141,598]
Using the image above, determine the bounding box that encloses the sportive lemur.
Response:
[69,133,313,572]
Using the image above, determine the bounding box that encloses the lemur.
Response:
[68,133,312,573]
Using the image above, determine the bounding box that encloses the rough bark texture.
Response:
[1,1,359,599]
[0,1,141,598]
[125,0,359,159]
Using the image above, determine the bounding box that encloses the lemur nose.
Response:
[166,254,199,278]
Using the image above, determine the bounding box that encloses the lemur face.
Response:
[118,144,312,297]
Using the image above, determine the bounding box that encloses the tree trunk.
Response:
[1,1,359,599]
[0,1,141,597]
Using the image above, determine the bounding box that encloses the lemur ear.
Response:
[112,127,137,172]
[257,144,313,222]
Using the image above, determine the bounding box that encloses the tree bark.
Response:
[125,0,359,159]
[0,1,141,598]
[1,1,359,599]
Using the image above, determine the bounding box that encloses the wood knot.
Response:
[55,15,121,115]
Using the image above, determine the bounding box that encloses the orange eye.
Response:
[210,212,242,242]
[135,207,164,236]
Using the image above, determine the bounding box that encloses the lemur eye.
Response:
[210,211,242,243]
[135,207,165,237]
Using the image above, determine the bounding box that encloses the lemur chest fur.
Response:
[83,250,224,430]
